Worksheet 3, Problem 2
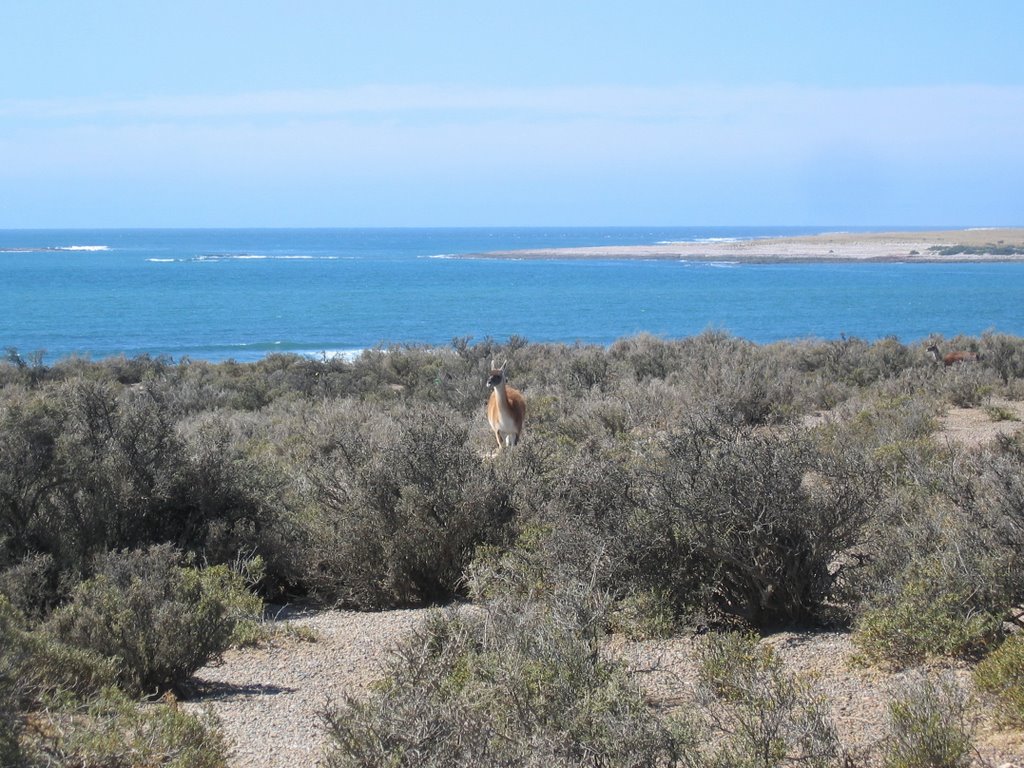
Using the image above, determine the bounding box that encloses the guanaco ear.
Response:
[501,359,508,371]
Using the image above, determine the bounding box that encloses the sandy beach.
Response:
[474,228,1024,262]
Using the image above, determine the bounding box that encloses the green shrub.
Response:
[27,686,227,768]
[974,633,1024,725]
[984,403,1019,422]
[44,545,238,696]
[696,632,840,768]
[1,595,118,706]
[0,390,62,565]
[974,446,1024,612]
[2,593,225,767]
[0,602,24,767]
[881,673,974,768]
[197,556,266,648]
[853,558,1003,668]
[609,588,677,640]
[853,438,1024,667]
[795,335,915,389]
[304,402,516,608]
[647,416,877,626]
[940,365,998,408]
[0,553,57,622]
[0,378,289,595]
[609,332,684,382]
[2,595,120,767]
[321,595,691,768]
[980,331,1024,384]
[0,708,18,768]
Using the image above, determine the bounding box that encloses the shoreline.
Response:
[468,227,1024,262]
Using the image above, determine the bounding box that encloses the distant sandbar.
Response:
[470,228,1024,263]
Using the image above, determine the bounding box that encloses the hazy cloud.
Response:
[2,84,1022,225]
[2,83,1022,124]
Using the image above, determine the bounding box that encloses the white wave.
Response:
[422,253,458,259]
[193,253,341,262]
[657,238,739,244]
[302,348,365,362]
[57,245,110,251]
[146,258,177,263]
[277,255,342,260]
[676,259,739,268]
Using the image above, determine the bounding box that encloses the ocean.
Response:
[1,227,1021,363]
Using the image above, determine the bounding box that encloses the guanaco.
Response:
[486,359,526,450]
[926,344,979,366]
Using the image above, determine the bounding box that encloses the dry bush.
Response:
[880,673,974,768]
[974,633,1024,725]
[979,331,1024,385]
[44,545,239,696]
[853,555,1004,668]
[696,632,840,768]
[475,413,878,632]
[26,687,227,768]
[670,333,801,425]
[2,592,227,767]
[852,438,1024,667]
[609,332,686,382]
[322,592,691,768]
[303,401,517,608]
[644,414,877,627]
[0,389,63,567]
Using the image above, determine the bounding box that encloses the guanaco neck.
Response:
[492,379,514,414]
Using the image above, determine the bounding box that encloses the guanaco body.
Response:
[486,359,525,450]
[927,344,979,366]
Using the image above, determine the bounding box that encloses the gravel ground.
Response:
[184,608,430,768]
[186,609,1024,768]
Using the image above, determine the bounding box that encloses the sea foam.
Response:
[193,253,342,262]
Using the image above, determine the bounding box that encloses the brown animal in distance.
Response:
[486,359,526,450]
[926,343,979,366]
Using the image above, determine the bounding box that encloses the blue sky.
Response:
[2,2,1022,227]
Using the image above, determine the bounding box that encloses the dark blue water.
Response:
[1,227,1021,362]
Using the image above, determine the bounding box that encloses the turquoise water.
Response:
[1,227,1021,362]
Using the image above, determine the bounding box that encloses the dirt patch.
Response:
[937,400,1024,448]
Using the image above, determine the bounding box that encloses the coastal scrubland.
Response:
[2,331,1024,766]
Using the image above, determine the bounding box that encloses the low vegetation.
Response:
[928,244,1024,256]
[974,633,1024,726]
[881,673,975,768]
[2,330,1024,764]
[322,592,688,768]
[695,632,841,767]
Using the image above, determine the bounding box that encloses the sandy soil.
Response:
[474,228,1024,262]
[939,399,1024,448]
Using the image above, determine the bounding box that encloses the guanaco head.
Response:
[925,344,941,361]
[486,359,507,388]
